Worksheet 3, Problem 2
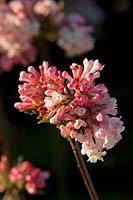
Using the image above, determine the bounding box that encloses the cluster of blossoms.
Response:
[0,155,50,195]
[0,0,39,72]
[57,13,95,57]
[34,0,95,57]
[14,58,125,163]
[0,0,96,72]
[33,0,64,41]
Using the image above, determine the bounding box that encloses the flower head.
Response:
[33,0,59,17]
[15,58,125,162]
[0,156,50,195]
[33,1,95,56]
[33,0,64,41]
[9,161,50,194]
[57,13,95,57]
[0,0,39,72]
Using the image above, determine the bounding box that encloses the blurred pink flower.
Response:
[57,13,95,57]
[33,0,59,17]
[0,156,50,195]
[0,0,39,72]
[33,0,64,41]
[9,161,50,194]
[33,1,95,56]
[15,58,125,163]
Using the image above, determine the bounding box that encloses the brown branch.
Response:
[68,138,99,200]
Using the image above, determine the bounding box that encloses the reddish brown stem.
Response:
[68,139,99,200]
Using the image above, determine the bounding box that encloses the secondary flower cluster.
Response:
[0,0,39,72]
[33,0,95,56]
[14,58,125,163]
[0,0,96,72]
[0,155,50,195]
[57,13,95,57]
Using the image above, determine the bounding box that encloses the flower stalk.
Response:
[68,138,99,200]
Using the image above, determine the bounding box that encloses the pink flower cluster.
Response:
[57,13,95,57]
[34,0,95,57]
[34,0,61,17]
[9,161,50,194]
[0,0,96,72]
[15,58,125,163]
[0,0,39,72]
[33,0,64,41]
[0,155,50,195]
[33,1,95,56]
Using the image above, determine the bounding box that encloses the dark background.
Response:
[0,0,132,199]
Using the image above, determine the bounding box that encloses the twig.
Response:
[68,138,99,200]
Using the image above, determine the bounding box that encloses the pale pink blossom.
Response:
[0,155,50,194]
[81,141,107,163]
[15,58,125,162]
[33,0,64,27]
[33,0,59,16]
[33,0,64,41]
[9,160,50,194]
[14,61,65,116]
[0,1,39,72]
[57,13,95,57]
[14,65,45,112]
[33,1,95,56]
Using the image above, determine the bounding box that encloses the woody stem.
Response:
[68,138,99,200]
